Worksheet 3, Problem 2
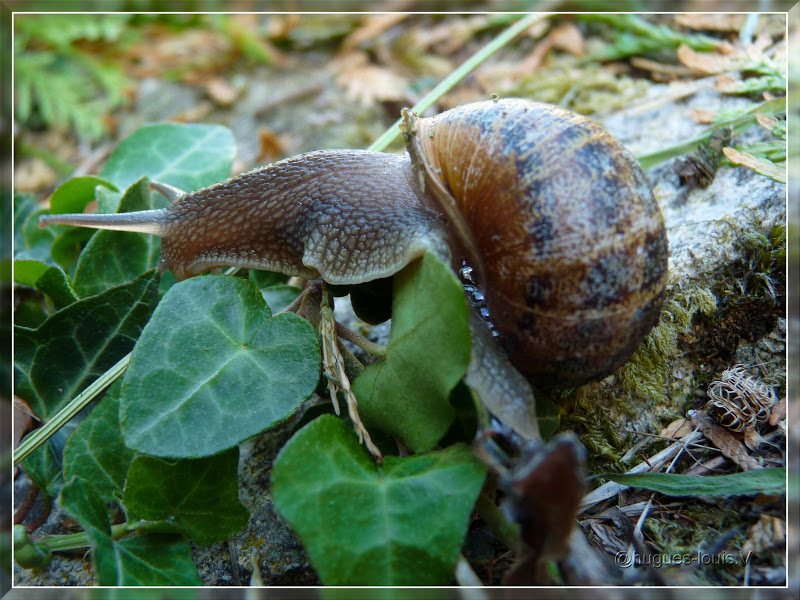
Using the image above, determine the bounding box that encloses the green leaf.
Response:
[50,227,95,276]
[261,284,301,314]
[354,253,471,453]
[62,381,137,503]
[271,415,487,585]
[73,177,167,297]
[100,123,235,193]
[13,269,160,419]
[49,175,118,215]
[603,469,786,498]
[123,448,249,545]
[120,275,320,458]
[14,259,49,288]
[36,265,78,309]
[59,478,201,586]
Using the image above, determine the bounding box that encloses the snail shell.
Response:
[404,99,668,386]
[39,98,668,388]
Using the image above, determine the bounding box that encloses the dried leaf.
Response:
[334,52,407,106]
[691,410,762,471]
[743,428,765,451]
[741,515,786,555]
[204,78,240,107]
[756,114,779,131]
[675,14,747,32]
[690,108,717,124]
[659,418,694,440]
[715,74,740,92]
[768,398,786,426]
[343,14,408,51]
[723,147,786,183]
[677,44,734,74]
[257,127,289,163]
[549,23,585,56]
[503,434,586,584]
[630,57,698,79]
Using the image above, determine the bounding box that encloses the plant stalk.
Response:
[14,352,132,465]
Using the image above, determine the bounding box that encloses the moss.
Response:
[617,278,716,402]
[684,224,786,374]
[555,386,630,473]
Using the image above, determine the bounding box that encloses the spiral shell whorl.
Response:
[410,99,668,386]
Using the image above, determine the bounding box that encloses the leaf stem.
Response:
[475,491,521,553]
[368,13,548,152]
[34,520,142,552]
[334,321,387,357]
[14,352,132,465]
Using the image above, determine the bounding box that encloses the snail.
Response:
[39,98,668,392]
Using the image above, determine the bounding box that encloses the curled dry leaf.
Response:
[723,147,786,184]
[334,52,407,107]
[659,418,695,440]
[690,108,717,124]
[674,14,748,32]
[257,127,290,163]
[768,398,786,426]
[342,14,409,51]
[204,78,240,107]
[690,410,762,471]
[677,44,736,74]
[756,114,780,131]
[549,23,585,57]
[502,434,586,584]
[742,515,786,556]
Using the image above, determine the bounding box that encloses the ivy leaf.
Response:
[120,275,320,458]
[59,478,201,586]
[353,253,471,453]
[35,265,78,309]
[271,415,487,585]
[261,284,301,314]
[123,448,249,545]
[73,177,167,297]
[49,175,117,215]
[603,469,786,498]
[100,123,235,193]
[13,259,48,288]
[14,194,61,263]
[62,381,137,503]
[13,269,160,419]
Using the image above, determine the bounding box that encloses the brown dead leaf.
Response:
[204,78,240,107]
[741,515,786,556]
[659,418,695,440]
[715,74,741,93]
[334,52,407,107]
[743,428,765,451]
[631,57,699,80]
[677,44,735,74]
[769,398,786,426]
[675,14,747,32]
[723,147,786,183]
[14,158,58,193]
[503,434,586,584]
[265,14,301,40]
[257,128,290,163]
[691,409,762,471]
[170,101,214,124]
[343,14,409,51]
[690,108,717,124]
[550,23,585,57]
[756,114,779,131]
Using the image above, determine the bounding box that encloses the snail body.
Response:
[39,98,668,388]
